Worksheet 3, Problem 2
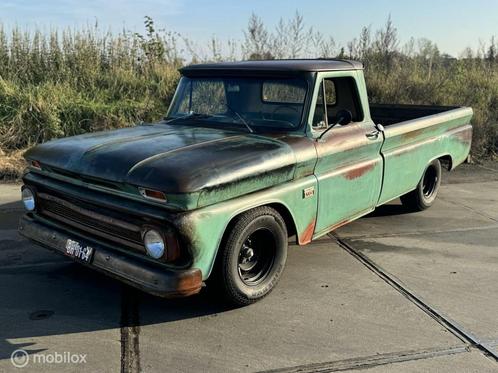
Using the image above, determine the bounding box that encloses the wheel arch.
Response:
[208,202,298,279]
[221,201,298,248]
[414,154,450,187]
[438,154,453,171]
[408,153,451,194]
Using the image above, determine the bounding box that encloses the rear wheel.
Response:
[213,206,288,306]
[401,159,442,211]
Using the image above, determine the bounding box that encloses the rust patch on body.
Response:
[344,163,375,180]
[299,219,316,245]
[330,219,351,231]
[315,124,366,155]
[400,127,425,141]
[394,146,412,157]
[453,127,472,146]
[174,269,203,297]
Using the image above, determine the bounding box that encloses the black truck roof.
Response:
[180,59,363,76]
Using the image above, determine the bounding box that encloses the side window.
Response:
[312,79,336,129]
[324,79,336,106]
[312,76,363,130]
[312,82,327,129]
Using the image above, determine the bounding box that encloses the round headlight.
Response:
[22,187,36,211]
[143,230,165,259]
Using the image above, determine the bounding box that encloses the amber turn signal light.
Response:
[31,160,42,169]
[138,187,167,202]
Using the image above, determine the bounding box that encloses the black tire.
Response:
[213,206,288,306]
[401,159,442,211]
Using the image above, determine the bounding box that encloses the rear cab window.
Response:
[262,80,307,104]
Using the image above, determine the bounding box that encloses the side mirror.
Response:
[317,109,353,142]
[336,109,353,125]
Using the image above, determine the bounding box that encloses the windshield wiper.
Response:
[163,109,254,134]
[163,112,213,124]
[225,104,254,133]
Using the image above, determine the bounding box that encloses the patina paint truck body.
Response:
[19,60,473,304]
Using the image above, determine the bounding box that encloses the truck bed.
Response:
[373,102,473,206]
[370,104,460,126]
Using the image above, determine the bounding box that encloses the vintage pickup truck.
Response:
[19,59,473,305]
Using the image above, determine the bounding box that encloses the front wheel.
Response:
[213,206,288,306]
[401,159,442,211]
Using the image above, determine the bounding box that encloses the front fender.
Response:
[176,175,318,279]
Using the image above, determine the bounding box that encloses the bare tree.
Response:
[287,11,306,58]
[242,13,273,60]
[244,11,313,59]
[182,36,202,63]
[374,15,399,66]
[225,39,239,61]
[208,36,223,62]
[402,37,416,58]
[487,36,497,62]
[358,26,372,59]
[272,12,309,58]
[310,30,336,58]
[272,18,288,59]
[417,38,440,79]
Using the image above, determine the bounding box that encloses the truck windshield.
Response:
[166,76,307,131]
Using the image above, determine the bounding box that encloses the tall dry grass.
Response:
[0,15,496,162]
[0,18,181,151]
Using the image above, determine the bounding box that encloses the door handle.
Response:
[366,130,380,140]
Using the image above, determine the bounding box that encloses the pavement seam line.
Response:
[476,164,498,173]
[339,224,498,240]
[438,196,498,223]
[258,345,469,373]
[120,285,141,373]
[331,233,498,364]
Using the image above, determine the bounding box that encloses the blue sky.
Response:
[1,0,497,56]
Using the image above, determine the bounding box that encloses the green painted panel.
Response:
[378,109,473,205]
[177,175,318,279]
[308,71,384,235]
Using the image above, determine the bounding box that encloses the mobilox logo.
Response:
[11,349,87,368]
[10,350,29,368]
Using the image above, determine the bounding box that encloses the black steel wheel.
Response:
[237,228,276,286]
[401,158,442,211]
[422,164,439,199]
[212,206,288,306]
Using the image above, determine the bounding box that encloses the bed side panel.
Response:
[377,107,473,205]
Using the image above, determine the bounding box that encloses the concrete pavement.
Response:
[0,164,497,372]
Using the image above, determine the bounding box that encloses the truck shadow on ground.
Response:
[0,259,235,360]
[0,200,23,211]
[0,204,237,360]
[363,202,413,218]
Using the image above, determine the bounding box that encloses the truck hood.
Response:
[24,123,298,202]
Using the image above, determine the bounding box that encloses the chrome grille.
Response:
[37,193,143,245]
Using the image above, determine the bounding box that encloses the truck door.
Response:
[310,71,384,237]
